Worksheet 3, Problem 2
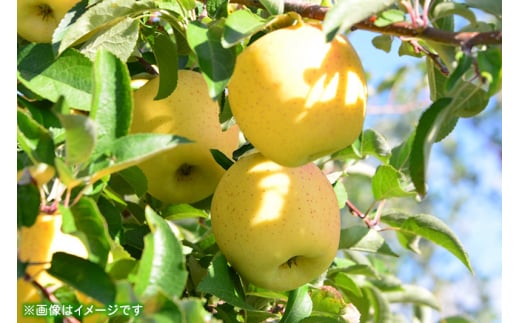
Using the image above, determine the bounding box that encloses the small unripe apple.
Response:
[210,152,340,291]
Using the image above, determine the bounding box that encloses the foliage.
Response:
[17,0,501,322]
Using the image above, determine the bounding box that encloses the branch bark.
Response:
[230,0,502,49]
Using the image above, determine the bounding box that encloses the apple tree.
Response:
[17,0,502,322]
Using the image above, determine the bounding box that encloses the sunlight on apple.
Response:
[252,171,290,225]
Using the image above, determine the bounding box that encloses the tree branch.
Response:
[230,0,502,48]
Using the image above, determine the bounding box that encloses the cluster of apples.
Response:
[17,0,367,295]
[132,23,367,292]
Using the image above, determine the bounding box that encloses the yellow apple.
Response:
[17,0,80,43]
[210,152,340,292]
[129,70,240,205]
[227,23,367,167]
[17,212,92,322]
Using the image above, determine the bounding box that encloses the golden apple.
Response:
[130,70,240,205]
[17,212,91,322]
[210,152,340,292]
[17,0,80,43]
[227,23,367,167]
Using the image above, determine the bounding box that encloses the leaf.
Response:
[222,9,269,48]
[134,206,188,300]
[333,180,349,209]
[445,52,473,92]
[79,17,140,63]
[187,20,236,99]
[56,108,97,165]
[197,253,256,310]
[381,212,473,274]
[90,50,133,157]
[309,286,347,316]
[383,284,441,310]
[374,8,405,27]
[371,35,393,53]
[17,184,40,229]
[332,272,363,298]
[323,0,397,42]
[339,226,399,257]
[17,107,56,165]
[280,285,312,323]
[58,0,158,54]
[409,97,452,197]
[211,148,235,170]
[431,2,477,27]
[163,204,209,220]
[364,285,392,323]
[87,133,190,184]
[259,0,285,15]
[142,27,179,100]
[465,0,501,17]
[48,252,116,305]
[477,47,502,96]
[372,165,416,200]
[58,197,112,267]
[17,44,93,111]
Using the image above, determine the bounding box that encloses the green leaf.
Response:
[372,165,416,200]
[90,50,133,157]
[87,133,190,184]
[56,109,97,165]
[374,8,405,27]
[259,0,284,15]
[465,0,501,17]
[48,252,116,305]
[339,226,399,257]
[309,286,347,317]
[477,47,502,96]
[17,184,40,229]
[178,298,215,322]
[381,212,473,274]
[389,132,414,171]
[364,285,392,323]
[134,206,188,300]
[187,20,236,99]
[431,2,477,27]
[445,53,473,92]
[108,166,148,198]
[79,17,140,63]
[323,0,397,42]
[163,204,209,220]
[409,97,452,197]
[223,9,269,48]
[58,197,112,267]
[333,180,348,209]
[331,272,363,298]
[58,0,158,54]
[280,285,312,323]
[371,35,393,53]
[17,44,93,111]
[197,253,256,310]
[142,27,179,100]
[384,284,441,310]
[17,107,56,165]
[211,148,235,170]
[207,0,229,18]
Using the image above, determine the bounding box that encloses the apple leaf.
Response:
[432,2,477,27]
[79,17,140,63]
[134,206,188,300]
[477,47,502,97]
[17,107,56,166]
[308,286,347,317]
[380,211,473,274]
[48,252,116,305]
[17,44,93,111]
[17,183,40,229]
[186,20,236,99]
[339,226,399,257]
[371,34,393,53]
[259,0,284,15]
[107,166,148,199]
[409,97,452,197]
[142,27,179,100]
[58,0,158,54]
[87,133,190,184]
[323,0,397,42]
[363,285,392,322]
[383,284,441,310]
[223,9,270,48]
[163,204,209,220]
[211,148,235,170]
[56,107,97,165]
[330,272,363,298]
[90,50,133,156]
[58,197,112,268]
[197,253,257,310]
[372,165,416,200]
[280,285,312,323]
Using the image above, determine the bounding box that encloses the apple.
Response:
[227,23,367,167]
[129,70,240,205]
[17,0,80,43]
[17,212,90,322]
[210,152,340,292]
